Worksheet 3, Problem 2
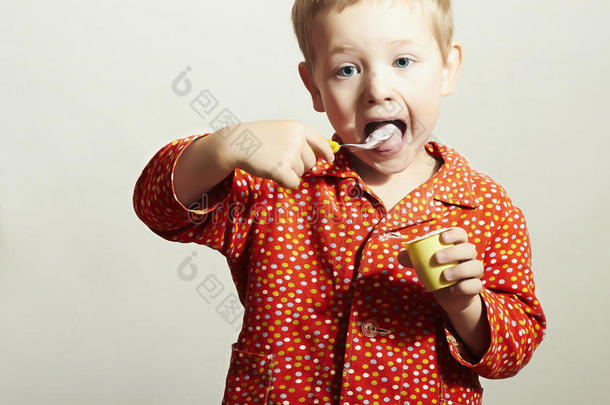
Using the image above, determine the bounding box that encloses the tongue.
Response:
[365,122,402,144]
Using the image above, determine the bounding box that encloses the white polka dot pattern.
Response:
[133,132,547,405]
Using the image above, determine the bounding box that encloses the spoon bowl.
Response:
[327,124,400,152]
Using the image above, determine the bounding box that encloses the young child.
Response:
[133,0,546,404]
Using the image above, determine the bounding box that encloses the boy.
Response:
[133,0,546,404]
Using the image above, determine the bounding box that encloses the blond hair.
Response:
[291,0,454,75]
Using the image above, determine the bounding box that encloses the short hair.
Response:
[291,0,454,75]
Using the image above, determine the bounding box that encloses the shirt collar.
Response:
[305,133,480,209]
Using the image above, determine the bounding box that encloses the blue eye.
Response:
[395,57,412,68]
[337,65,358,78]
[336,57,413,78]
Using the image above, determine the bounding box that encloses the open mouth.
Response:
[361,118,408,154]
[364,119,407,139]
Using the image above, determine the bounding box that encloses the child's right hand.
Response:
[221,120,336,190]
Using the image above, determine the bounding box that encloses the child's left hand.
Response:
[398,227,485,314]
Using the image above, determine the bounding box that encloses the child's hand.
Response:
[432,227,485,314]
[223,120,336,190]
[398,227,484,314]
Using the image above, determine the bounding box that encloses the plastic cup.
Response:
[402,227,459,292]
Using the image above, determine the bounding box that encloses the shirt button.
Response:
[361,319,378,337]
[361,319,392,338]
[379,231,403,241]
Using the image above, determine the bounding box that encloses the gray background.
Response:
[2,0,609,404]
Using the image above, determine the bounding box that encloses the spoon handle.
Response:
[328,139,382,152]
[328,140,341,153]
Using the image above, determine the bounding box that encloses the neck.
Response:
[353,146,441,187]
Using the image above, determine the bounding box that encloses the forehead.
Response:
[310,0,435,55]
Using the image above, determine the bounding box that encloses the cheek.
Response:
[403,82,442,136]
[326,84,356,109]
[323,102,352,134]
[322,88,356,122]
[405,100,440,139]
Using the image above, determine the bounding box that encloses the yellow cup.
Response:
[402,227,459,292]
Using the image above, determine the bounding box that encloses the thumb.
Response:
[397,249,413,268]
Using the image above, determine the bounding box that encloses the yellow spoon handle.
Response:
[327,139,341,154]
[297,140,339,181]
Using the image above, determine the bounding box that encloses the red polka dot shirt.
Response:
[133,132,547,405]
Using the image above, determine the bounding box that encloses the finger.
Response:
[283,170,301,190]
[291,156,305,177]
[397,249,413,268]
[443,260,484,282]
[304,130,335,163]
[271,164,301,190]
[441,227,468,244]
[446,278,483,296]
[434,242,478,265]
[300,146,317,172]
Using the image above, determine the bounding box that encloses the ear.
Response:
[441,41,464,96]
[298,61,325,112]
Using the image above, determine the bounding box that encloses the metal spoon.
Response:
[327,124,400,152]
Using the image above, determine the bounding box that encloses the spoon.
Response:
[327,123,400,153]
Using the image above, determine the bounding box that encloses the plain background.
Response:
[2,1,609,404]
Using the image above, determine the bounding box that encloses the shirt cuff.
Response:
[170,133,235,216]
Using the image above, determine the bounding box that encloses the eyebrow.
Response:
[329,39,418,55]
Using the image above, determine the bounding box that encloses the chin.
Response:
[375,160,411,174]
[363,154,413,174]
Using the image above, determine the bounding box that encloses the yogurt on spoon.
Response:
[327,121,405,154]
[364,122,404,154]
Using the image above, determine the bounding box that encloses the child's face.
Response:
[298,0,462,176]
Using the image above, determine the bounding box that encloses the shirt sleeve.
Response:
[441,204,547,379]
[132,132,262,263]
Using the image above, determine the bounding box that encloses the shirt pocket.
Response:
[222,342,275,405]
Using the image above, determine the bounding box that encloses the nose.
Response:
[362,70,397,107]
